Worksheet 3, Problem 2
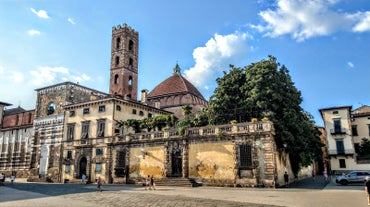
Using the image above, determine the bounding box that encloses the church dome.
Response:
[148,64,206,100]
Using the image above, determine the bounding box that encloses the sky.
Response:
[0,0,369,126]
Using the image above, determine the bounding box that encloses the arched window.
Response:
[128,40,134,51]
[114,74,119,84]
[129,58,133,68]
[128,76,132,86]
[115,56,119,66]
[116,37,121,49]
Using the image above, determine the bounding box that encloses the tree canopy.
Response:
[208,55,322,175]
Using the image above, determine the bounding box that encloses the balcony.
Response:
[328,149,355,155]
[330,128,346,135]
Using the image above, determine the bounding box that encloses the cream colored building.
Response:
[60,97,171,183]
[320,106,370,173]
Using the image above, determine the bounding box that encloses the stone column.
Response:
[182,139,189,178]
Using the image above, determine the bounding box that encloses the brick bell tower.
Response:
[109,23,139,100]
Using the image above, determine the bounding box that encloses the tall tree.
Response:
[208,56,322,176]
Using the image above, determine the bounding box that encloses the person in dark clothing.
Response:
[150,175,156,190]
[284,171,289,187]
[365,176,370,206]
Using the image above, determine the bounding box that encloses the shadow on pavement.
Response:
[279,175,329,189]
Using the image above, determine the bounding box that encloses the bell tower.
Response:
[109,23,139,100]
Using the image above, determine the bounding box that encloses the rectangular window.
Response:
[333,119,342,133]
[132,109,137,114]
[339,159,346,168]
[115,151,126,177]
[67,124,75,141]
[81,122,90,139]
[148,113,153,118]
[98,105,105,112]
[239,144,252,168]
[336,140,345,154]
[96,163,102,173]
[116,105,121,111]
[67,150,72,159]
[96,148,103,156]
[354,143,360,153]
[83,108,90,115]
[139,111,144,116]
[65,164,70,173]
[69,110,75,117]
[97,120,105,137]
[333,111,338,114]
[352,125,358,136]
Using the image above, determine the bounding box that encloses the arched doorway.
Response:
[79,157,87,179]
[171,148,182,177]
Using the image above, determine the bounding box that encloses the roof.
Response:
[148,64,206,100]
[4,106,26,115]
[319,105,352,119]
[0,101,12,106]
[34,81,108,96]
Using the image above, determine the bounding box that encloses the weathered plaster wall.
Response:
[129,146,165,181]
[188,142,234,182]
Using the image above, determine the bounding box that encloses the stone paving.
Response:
[0,176,368,207]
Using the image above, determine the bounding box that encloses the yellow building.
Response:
[61,97,171,183]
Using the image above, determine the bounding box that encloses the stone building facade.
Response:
[60,97,171,183]
[30,82,108,180]
[60,120,287,187]
[0,103,35,177]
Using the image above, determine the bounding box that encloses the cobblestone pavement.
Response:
[0,176,367,207]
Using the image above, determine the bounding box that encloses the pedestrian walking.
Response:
[10,174,15,184]
[145,175,151,190]
[284,171,289,187]
[0,173,4,186]
[312,170,316,181]
[151,175,156,190]
[97,176,102,192]
[81,174,86,184]
[323,170,328,181]
[365,176,370,206]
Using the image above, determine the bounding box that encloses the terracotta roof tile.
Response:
[148,74,205,100]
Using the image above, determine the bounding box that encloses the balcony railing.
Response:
[330,128,346,135]
[64,121,274,145]
[328,149,355,155]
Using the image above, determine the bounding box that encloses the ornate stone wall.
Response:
[60,121,283,187]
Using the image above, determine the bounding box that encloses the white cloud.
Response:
[352,11,370,32]
[251,0,370,41]
[67,17,76,25]
[30,8,50,19]
[183,32,250,89]
[347,61,354,68]
[29,66,92,87]
[27,29,41,36]
[9,71,25,83]
[30,66,69,86]
[71,73,91,83]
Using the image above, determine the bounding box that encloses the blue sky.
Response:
[0,0,369,126]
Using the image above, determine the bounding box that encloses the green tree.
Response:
[209,65,247,124]
[208,56,323,176]
[359,138,370,156]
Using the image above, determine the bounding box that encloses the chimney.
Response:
[141,89,148,103]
